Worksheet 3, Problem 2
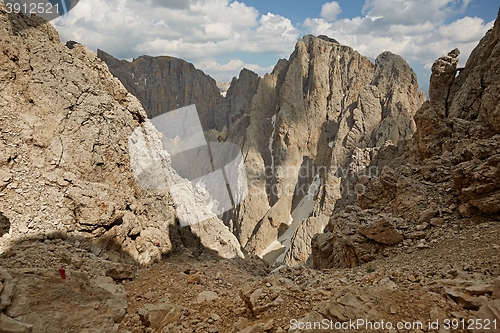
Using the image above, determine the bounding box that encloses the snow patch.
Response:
[268,114,277,173]
[260,174,322,263]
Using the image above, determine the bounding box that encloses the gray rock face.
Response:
[0,5,243,266]
[98,51,261,137]
[283,215,329,265]
[220,68,260,131]
[101,33,426,265]
[97,50,225,131]
[317,35,339,44]
[229,35,425,263]
[429,48,460,111]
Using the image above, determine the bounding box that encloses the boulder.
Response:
[358,219,404,245]
[0,313,33,333]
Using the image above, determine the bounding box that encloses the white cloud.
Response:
[303,0,494,72]
[437,16,492,43]
[362,0,455,25]
[53,0,298,71]
[321,1,342,22]
[52,0,496,85]
[195,58,273,81]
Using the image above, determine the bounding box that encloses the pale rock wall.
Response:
[0,6,243,265]
[408,10,500,215]
[234,36,425,263]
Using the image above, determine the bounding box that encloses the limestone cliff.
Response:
[232,35,425,264]
[0,5,243,270]
[313,10,500,270]
[97,50,225,131]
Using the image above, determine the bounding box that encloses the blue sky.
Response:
[53,0,498,93]
[247,0,497,24]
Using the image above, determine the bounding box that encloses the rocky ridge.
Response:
[101,35,426,267]
[311,10,500,274]
[0,4,499,333]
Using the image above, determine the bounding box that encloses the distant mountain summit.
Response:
[100,34,427,265]
[97,50,223,131]
[216,81,231,97]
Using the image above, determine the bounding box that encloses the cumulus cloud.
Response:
[53,0,300,80]
[53,0,299,80]
[361,0,455,25]
[320,1,342,22]
[53,0,495,85]
[195,58,273,81]
[303,0,494,90]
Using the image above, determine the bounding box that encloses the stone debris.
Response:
[0,3,499,333]
[358,219,404,245]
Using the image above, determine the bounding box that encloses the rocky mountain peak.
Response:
[317,34,340,43]
[97,49,224,131]
[1,4,500,332]
[99,32,427,266]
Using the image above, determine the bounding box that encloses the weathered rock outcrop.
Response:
[0,6,242,265]
[313,10,500,270]
[407,11,500,216]
[233,35,425,264]
[311,209,405,269]
[0,5,246,330]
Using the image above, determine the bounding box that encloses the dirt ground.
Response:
[115,217,500,333]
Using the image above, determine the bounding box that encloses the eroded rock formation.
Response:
[101,33,427,266]
[313,10,500,270]
[232,36,425,264]
[0,5,242,266]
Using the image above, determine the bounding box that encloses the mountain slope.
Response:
[97,51,225,131]
[101,35,427,266]
[228,36,426,264]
